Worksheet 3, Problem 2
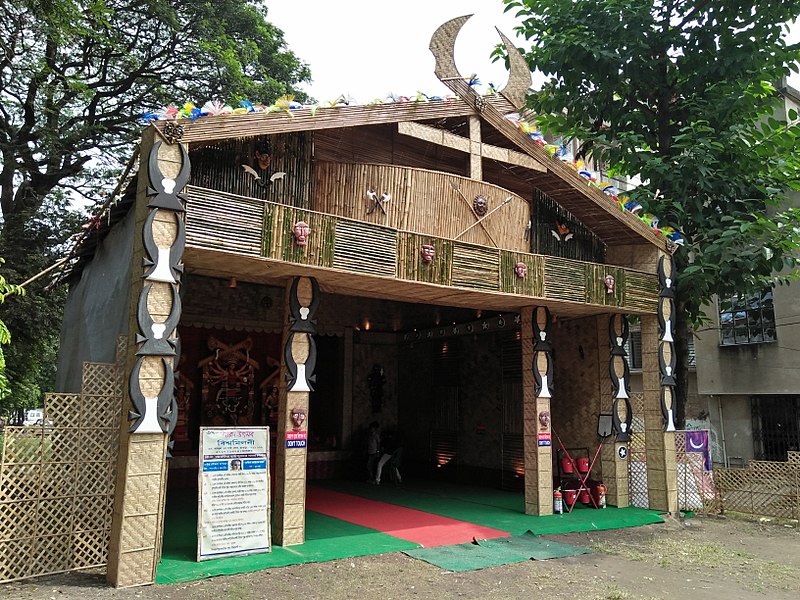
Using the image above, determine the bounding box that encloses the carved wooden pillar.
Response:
[599,314,632,507]
[108,124,187,587]
[273,276,319,545]
[521,306,553,515]
[641,254,679,512]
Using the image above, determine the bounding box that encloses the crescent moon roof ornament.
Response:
[495,28,531,110]
[429,14,532,111]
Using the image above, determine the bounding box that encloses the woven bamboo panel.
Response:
[82,362,120,399]
[73,529,112,568]
[114,549,155,588]
[332,221,397,276]
[711,452,799,519]
[44,394,82,428]
[544,258,586,302]
[451,243,499,290]
[185,187,264,255]
[397,233,453,284]
[625,271,660,311]
[627,392,649,508]
[0,352,123,583]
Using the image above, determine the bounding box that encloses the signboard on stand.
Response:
[198,427,270,561]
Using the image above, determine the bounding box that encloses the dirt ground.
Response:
[2,514,798,600]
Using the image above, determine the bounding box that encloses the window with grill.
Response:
[719,290,776,346]
[752,396,800,461]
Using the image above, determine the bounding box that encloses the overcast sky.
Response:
[265,1,800,103]
[265,1,539,103]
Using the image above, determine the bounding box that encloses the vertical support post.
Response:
[340,327,354,449]
[108,127,187,587]
[273,276,319,546]
[600,314,632,507]
[521,306,553,515]
[642,314,679,512]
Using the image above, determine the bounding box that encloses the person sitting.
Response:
[374,429,402,485]
[365,421,381,482]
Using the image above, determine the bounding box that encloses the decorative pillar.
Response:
[521,306,553,516]
[658,256,678,431]
[600,314,631,507]
[273,276,319,545]
[641,255,679,512]
[108,123,187,587]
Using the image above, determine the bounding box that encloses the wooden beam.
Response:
[398,121,546,173]
[469,116,482,180]
[163,96,517,145]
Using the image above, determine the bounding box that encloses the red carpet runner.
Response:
[306,487,509,548]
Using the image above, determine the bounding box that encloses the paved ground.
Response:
[1,514,798,600]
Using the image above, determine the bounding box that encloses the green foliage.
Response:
[504,0,800,323]
[505,0,800,426]
[0,1,311,411]
[0,258,24,408]
[1,0,311,224]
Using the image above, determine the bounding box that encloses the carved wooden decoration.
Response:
[531,306,553,398]
[285,277,319,392]
[609,314,633,442]
[128,140,188,435]
[658,255,678,431]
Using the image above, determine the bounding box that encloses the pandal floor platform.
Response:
[156,479,664,584]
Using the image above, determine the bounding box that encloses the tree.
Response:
[0,259,24,414]
[504,0,800,426]
[0,0,311,411]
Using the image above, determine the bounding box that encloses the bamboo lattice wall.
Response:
[627,397,717,513]
[711,452,799,519]
[0,337,125,583]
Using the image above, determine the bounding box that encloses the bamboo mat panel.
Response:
[451,244,499,290]
[183,187,659,313]
[332,221,397,276]
[499,251,545,296]
[585,264,624,306]
[544,258,586,303]
[623,271,660,312]
[263,204,336,268]
[185,187,264,255]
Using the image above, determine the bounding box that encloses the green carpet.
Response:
[156,480,663,584]
[156,499,418,584]
[404,530,591,571]
[316,479,665,535]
